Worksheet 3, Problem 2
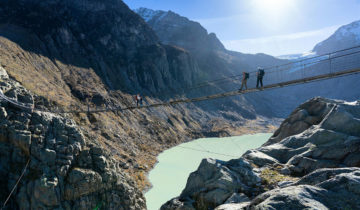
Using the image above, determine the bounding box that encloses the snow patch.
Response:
[335,20,360,41]
[135,7,166,22]
[277,51,316,60]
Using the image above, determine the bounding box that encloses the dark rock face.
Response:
[135,8,285,81]
[0,0,200,94]
[162,97,360,210]
[0,68,145,209]
[135,7,289,118]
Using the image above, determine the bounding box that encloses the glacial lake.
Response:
[145,133,272,210]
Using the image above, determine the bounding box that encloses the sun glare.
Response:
[250,0,296,29]
[253,0,295,14]
[256,0,289,13]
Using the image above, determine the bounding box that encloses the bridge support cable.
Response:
[1,46,360,114]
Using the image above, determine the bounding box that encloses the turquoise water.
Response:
[145,133,272,210]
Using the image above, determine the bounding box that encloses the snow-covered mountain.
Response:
[135,7,165,22]
[313,20,360,54]
[276,51,316,60]
[135,8,360,118]
[135,7,226,53]
[134,8,286,71]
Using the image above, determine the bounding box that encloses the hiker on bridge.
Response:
[135,94,143,107]
[239,71,249,91]
[256,67,265,88]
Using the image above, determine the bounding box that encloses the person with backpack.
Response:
[134,94,143,107]
[239,71,249,91]
[256,67,265,88]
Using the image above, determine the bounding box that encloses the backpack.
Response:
[259,69,265,77]
[245,72,249,79]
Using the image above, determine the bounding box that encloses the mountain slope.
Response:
[135,8,360,119]
[313,20,360,54]
[0,0,278,197]
[0,70,147,209]
[0,0,203,95]
[135,8,285,77]
[135,7,225,53]
[135,8,289,118]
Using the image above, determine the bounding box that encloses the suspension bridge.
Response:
[1,45,360,210]
[1,45,360,114]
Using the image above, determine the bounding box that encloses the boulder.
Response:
[250,185,329,209]
[162,158,261,209]
[33,176,60,206]
[215,202,250,210]
[0,66,9,79]
[65,168,103,200]
[162,98,360,209]
[161,197,196,210]
[250,168,360,209]
[243,150,279,167]
[224,193,250,204]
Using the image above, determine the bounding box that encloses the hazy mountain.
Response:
[135,8,286,76]
[135,8,360,118]
[313,20,360,54]
[276,52,316,61]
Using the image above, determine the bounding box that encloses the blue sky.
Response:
[123,0,360,56]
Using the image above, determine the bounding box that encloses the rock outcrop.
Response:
[135,8,226,53]
[0,67,145,209]
[162,97,360,209]
[135,8,285,83]
[0,0,202,94]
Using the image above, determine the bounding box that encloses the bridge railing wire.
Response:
[1,45,360,114]
[156,45,360,100]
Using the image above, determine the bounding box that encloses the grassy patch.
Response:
[260,168,298,190]
[134,171,151,192]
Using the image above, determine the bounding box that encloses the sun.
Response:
[250,0,296,28]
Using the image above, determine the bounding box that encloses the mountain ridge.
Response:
[313,20,360,54]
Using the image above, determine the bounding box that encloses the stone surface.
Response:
[162,98,360,210]
[249,169,360,209]
[215,202,250,210]
[224,193,250,204]
[0,66,8,79]
[0,76,146,209]
[243,150,279,167]
[162,158,261,209]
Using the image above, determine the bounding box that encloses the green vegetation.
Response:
[260,168,298,190]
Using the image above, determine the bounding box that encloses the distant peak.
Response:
[134,7,168,22]
[313,19,360,54]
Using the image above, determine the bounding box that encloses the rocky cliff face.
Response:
[0,0,280,195]
[162,97,360,209]
[135,8,285,80]
[0,0,203,94]
[135,8,225,53]
[135,7,291,118]
[0,68,145,209]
